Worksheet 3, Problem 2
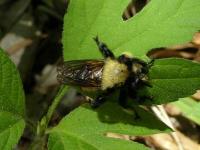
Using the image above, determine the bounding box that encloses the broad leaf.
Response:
[48,103,170,150]
[57,0,200,149]
[172,97,200,125]
[63,0,200,60]
[62,0,200,104]
[147,58,200,104]
[0,49,25,149]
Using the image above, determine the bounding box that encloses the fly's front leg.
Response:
[147,58,155,69]
[93,36,115,59]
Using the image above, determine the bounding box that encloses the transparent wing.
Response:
[57,60,104,87]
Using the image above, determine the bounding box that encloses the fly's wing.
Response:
[57,60,104,87]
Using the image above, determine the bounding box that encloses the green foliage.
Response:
[1,0,200,149]
[0,49,25,149]
[173,97,200,125]
[47,0,200,149]
[63,0,200,60]
[48,103,170,150]
[148,58,200,104]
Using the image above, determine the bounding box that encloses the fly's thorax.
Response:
[101,58,129,90]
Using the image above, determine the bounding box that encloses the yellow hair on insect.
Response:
[101,58,129,90]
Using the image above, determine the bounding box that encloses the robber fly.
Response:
[57,37,154,110]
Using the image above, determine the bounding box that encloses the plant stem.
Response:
[30,85,68,150]
[46,85,68,125]
[37,85,69,136]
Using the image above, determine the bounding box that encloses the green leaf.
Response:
[48,103,170,150]
[147,58,200,104]
[63,0,200,60]
[172,97,200,125]
[59,0,200,149]
[0,49,25,149]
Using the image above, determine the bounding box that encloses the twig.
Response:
[151,105,184,150]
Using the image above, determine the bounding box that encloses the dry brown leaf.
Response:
[192,90,200,101]
[192,32,200,45]
[144,131,200,150]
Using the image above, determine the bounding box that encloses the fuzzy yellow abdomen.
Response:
[101,58,129,90]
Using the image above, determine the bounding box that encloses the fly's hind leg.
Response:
[93,36,115,58]
[90,88,115,108]
[90,95,106,108]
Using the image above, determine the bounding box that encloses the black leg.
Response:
[119,87,128,108]
[90,88,115,108]
[90,96,106,108]
[93,36,115,58]
[147,58,155,69]
[138,58,154,74]
[119,87,140,119]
